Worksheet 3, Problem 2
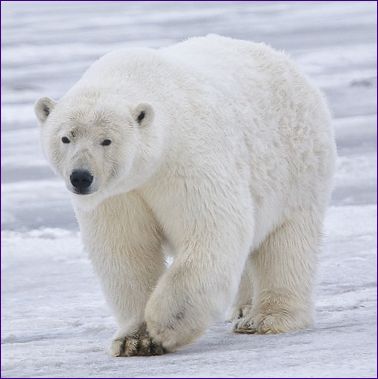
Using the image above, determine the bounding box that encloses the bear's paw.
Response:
[110,324,166,357]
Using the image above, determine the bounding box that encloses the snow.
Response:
[1,1,376,377]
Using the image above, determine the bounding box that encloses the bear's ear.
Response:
[132,103,154,127]
[34,97,57,124]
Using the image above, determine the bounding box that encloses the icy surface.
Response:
[1,1,377,377]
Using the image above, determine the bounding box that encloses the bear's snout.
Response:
[70,169,94,194]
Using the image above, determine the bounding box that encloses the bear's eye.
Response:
[101,139,112,146]
[61,136,70,144]
[137,111,145,123]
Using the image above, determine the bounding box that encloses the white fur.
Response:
[35,35,336,354]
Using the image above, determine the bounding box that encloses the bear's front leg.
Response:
[75,192,166,356]
[144,186,254,352]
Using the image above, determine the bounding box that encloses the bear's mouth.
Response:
[72,188,93,195]
[67,183,97,196]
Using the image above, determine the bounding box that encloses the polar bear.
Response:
[35,35,336,356]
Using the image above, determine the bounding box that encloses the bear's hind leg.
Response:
[234,208,321,334]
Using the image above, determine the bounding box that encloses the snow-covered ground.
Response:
[1,1,377,377]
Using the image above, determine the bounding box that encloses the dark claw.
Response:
[115,325,166,357]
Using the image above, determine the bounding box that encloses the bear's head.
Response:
[34,91,164,209]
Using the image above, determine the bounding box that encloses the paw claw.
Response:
[110,338,126,357]
[110,326,166,357]
[233,309,310,335]
[233,319,257,334]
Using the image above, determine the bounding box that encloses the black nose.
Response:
[70,170,93,192]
